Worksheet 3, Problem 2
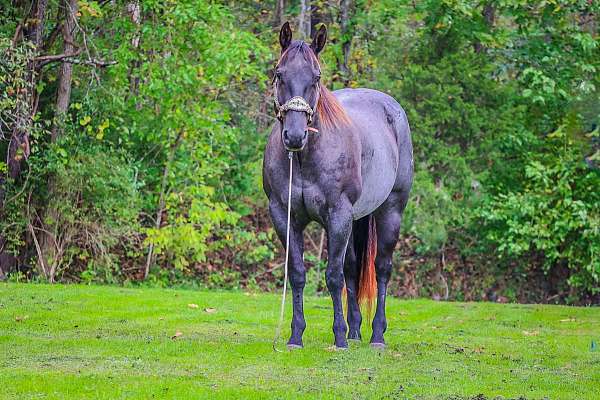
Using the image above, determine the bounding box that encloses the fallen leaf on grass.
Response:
[560,317,576,322]
[171,331,183,340]
[188,304,199,309]
[204,308,216,313]
[15,315,29,322]
[522,330,539,336]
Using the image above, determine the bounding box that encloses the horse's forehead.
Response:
[281,53,319,77]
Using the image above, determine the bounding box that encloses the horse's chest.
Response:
[295,152,361,221]
[297,182,328,222]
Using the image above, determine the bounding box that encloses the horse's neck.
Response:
[301,122,357,168]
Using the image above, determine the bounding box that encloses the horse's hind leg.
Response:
[370,192,408,347]
[344,226,362,340]
[325,199,353,349]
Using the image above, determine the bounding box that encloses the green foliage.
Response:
[145,189,238,271]
[479,123,600,293]
[97,0,269,272]
[403,171,452,255]
[35,139,143,282]
[1,1,599,302]
[0,38,35,142]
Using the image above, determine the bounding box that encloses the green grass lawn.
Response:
[0,283,598,399]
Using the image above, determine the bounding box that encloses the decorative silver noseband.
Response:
[273,80,318,124]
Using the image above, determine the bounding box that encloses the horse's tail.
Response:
[354,214,377,316]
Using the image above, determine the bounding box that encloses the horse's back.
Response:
[333,88,413,219]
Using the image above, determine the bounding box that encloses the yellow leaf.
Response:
[79,115,91,126]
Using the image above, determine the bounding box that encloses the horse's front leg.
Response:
[269,200,307,348]
[325,199,353,349]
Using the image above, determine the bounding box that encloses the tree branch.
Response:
[65,58,118,67]
[36,50,117,68]
[35,49,82,64]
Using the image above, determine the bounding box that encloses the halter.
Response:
[273,77,319,126]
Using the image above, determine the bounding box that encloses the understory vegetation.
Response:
[1,1,599,303]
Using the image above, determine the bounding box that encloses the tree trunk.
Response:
[274,0,286,27]
[298,0,311,40]
[8,0,48,179]
[127,1,142,102]
[37,0,80,282]
[339,0,353,86]
[310,1,323,38]
[51,0,78,141]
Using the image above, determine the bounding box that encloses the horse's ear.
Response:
[279,22,292,52]
[310,24,327,55]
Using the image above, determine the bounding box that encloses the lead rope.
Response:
[273,151,294,352]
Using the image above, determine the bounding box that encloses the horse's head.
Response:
[274,22,327,151]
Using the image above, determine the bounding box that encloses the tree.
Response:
[339,0,354,85]
[52,0,79,141]
[299,0,311,39]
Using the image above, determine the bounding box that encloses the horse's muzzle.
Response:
[282,129,308,152]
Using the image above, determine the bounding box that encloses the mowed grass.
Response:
[0,283,599,399]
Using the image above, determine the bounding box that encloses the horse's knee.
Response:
[375,257,393,283]
[325,269,344,293]
[289,268,306,289]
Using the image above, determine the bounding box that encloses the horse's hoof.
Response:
[348,332,362,341]
[370,342,386,350]
[348,338,361,343]
[335,345,349,351]
[287,343,303,350]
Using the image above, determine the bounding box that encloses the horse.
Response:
[263,22,413,349]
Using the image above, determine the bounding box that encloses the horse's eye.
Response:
[314,75,321,84]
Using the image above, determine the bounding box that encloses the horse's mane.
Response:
[277,42,351,131]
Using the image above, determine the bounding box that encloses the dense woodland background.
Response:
[0,0,598,304]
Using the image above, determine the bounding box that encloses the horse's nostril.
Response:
[303,130,308,139]
[283,130,289,141]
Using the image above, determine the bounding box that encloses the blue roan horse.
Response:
[263,22,413,349]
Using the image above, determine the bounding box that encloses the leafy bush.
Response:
[46,142,141,281]
[479,124,600,297]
